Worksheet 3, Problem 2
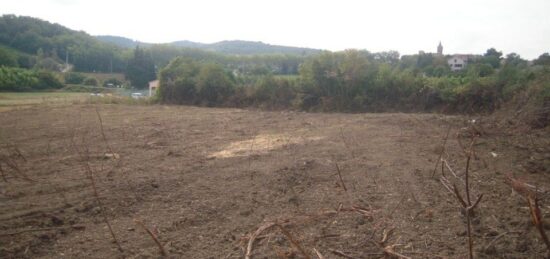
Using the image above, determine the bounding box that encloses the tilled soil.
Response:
[0,104,549,258]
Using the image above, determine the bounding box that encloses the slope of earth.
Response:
[0,104,549,258]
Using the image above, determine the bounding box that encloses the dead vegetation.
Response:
[0,139,33,182]
[508,175,550,257]
[134,218,167,256]
[438,130,483,259]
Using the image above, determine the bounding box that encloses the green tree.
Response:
[83,77,98,86]
[64,72,85,84]
[196,63,235,105]
[534,53,550,66]
[158,57,200,104]
[467,63,494,77]
[125,46,156,89]
[34,57,61,71]
[482,48,503,68]
[416,51,434,69]
[504,53,527,67]
[484,48,502,58]
[0,47,18,67]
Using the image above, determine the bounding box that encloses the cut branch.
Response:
[275,224,311,259]
[432,125,452,177]
[313,248,325,259]
[439,134,482,259]
[95,106,114,155]
[245,222,276,259]
[134,219,167,256]
[335,162,348,192]
[72,138,123,253]
[339,127,356,159]
[528,195,550,255]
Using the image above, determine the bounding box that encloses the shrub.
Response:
[0,66,63,91]
[64,72,86,84]
[249,75,297,108]
[196,64,235,105]
[83,77,98,86]
[36,71,64,89]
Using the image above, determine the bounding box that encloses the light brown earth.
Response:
[0,104,549,258]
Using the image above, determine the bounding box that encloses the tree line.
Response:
[158,49,550,116]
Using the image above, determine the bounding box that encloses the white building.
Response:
[448,55,469,71]
[148,80,159,97]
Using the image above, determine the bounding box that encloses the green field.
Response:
[0,92,89,111]
[55,72,126,83]
[273,74,299,80]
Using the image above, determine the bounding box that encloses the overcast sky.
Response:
[2,0,549,59]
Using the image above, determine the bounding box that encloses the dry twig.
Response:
[313,248,325,259]
[335,162,348,192]
[339,127,356,159]
[95,106,114,155]
[72,137,123,252]
[0,163,6,182]
[275,224,311,259]
[0,152,34,182]
[379,229,411,259]
[528,195,550,255]
[245,222,276,259]
[442,159,463,181]
[508,175,550,257]
[509,175,550,256]
[439,137,483,259]
[432,125,452,177]
[135,219,167,256]
[483,231,520,252]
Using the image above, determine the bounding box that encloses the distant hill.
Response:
[0,14,127,72]
[170,40,207,49]
[95,35,150,48]
[205,40,321,56]
[96,36,322,56]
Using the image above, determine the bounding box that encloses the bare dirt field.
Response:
[1,104,549,258]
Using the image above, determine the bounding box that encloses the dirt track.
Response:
[1,104,549,258]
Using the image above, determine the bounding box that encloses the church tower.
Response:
[437,41,443,55]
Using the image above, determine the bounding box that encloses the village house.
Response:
[437,42,477,72]
[149,80,159,97]
[447,54,470,71]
